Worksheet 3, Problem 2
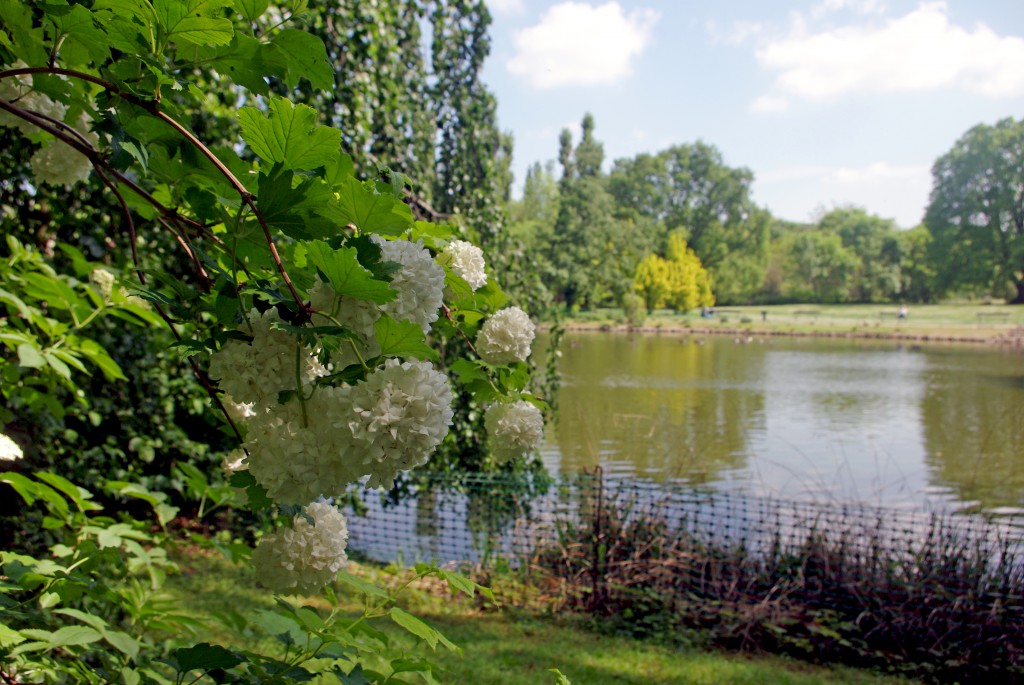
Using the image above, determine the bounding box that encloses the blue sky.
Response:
[480,0,1024,227]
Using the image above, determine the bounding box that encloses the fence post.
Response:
[589,465,605,613]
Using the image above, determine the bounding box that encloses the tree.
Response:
[790,232,860,303]
[633,233,714,312]
[897,225,938,303]
[818,206,901,302]
[608,142,768,302]
[925,117,1024,303]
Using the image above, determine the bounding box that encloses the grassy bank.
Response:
[556,303,1024,344]
[165,550,918,685]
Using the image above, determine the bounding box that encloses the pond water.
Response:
[540,332,1024,515]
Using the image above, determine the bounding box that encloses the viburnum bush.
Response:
[0,2,556,683]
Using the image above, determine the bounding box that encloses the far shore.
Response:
[539,303,1024,348]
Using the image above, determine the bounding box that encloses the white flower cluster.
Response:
[373,236,445,334]
[0,64,66,135]
[0,432,23,462]
[208,308,325,410]
[309,279,381,368]
[30,113,98,187]
[441,240,487,291]
[0,66,97,187]
[484,401,544,464]
[347,359,454,489]
[476,306,536,365]
[89,268,116,303]
[243,359,452,504]
[252,501,349,594]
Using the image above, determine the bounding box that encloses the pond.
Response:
[540,331,1024,515]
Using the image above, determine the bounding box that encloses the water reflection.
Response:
[542,332,1024,513]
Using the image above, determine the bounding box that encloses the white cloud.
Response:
[756,2,1024,101]
[507,2,660,89]
[757,162,932,227]
[751,95,790,113]
[488,0,525,15]
[706,19,764,45]
[811,0,887,19]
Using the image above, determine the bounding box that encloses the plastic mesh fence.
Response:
[345,470,1024,680]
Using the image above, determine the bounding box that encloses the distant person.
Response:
[898,304,908,319]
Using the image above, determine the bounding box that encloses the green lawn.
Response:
[560,302,1024,342]
[165,550,919,685]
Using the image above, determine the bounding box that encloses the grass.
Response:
[559,303,1024,343]
[164,547,920,685]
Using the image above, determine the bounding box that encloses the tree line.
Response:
[509,114,1024,309]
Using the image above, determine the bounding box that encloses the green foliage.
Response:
[925,116,1024,303]
[608,141,769,302]
[0,236,139,423]
[633,234,714,313]
[818,207,901,303]
[0,471,505,684]
[0,2,552,683]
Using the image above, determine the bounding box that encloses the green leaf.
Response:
[268,29,333,91]
[255,166,338,239]
[155,0,233,46]
[323,153,355,188]
[52,608,108,632]
[52,5,111,66]
[35,472,100,513]
[239,98,340,171]
[228,471,273,509]
[0,287,33,318]
[234,0,269,23]
[0,3,49,64]
[16,343,45,369]
[173,643,244,672]
[76,338,127,381]
[0,474,69,517]
[388,608,457,652]
[449,359,488,386]
[374,316,438,361]
[327,177,414,236]
[303,243,396,304]
[0,623,25,648]
[389,657,437,676]
[208,33,273,95]
[47,625,102,649]
[336,570,388,599]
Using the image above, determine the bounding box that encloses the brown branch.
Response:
[92,164,144,285]
[442,303,479,356]
[1,65,307,314]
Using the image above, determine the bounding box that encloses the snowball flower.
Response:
[0,433,23,462]
[373,236,444,334]
[252,501,349,594]
[222,394,256,424]
[244,388,365,505]
[309,279,382,367]
[89,268,116,303]
[30,113,99,187]
[208,308,325,409]
[441,240,487,291]
[476,306,535,365]
[484,400,544,464]
[346,359,454,489]
[0,62,67,135]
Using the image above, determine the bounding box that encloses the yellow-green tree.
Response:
[634,233,714,312]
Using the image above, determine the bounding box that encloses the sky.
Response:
[480,0,1024,228]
